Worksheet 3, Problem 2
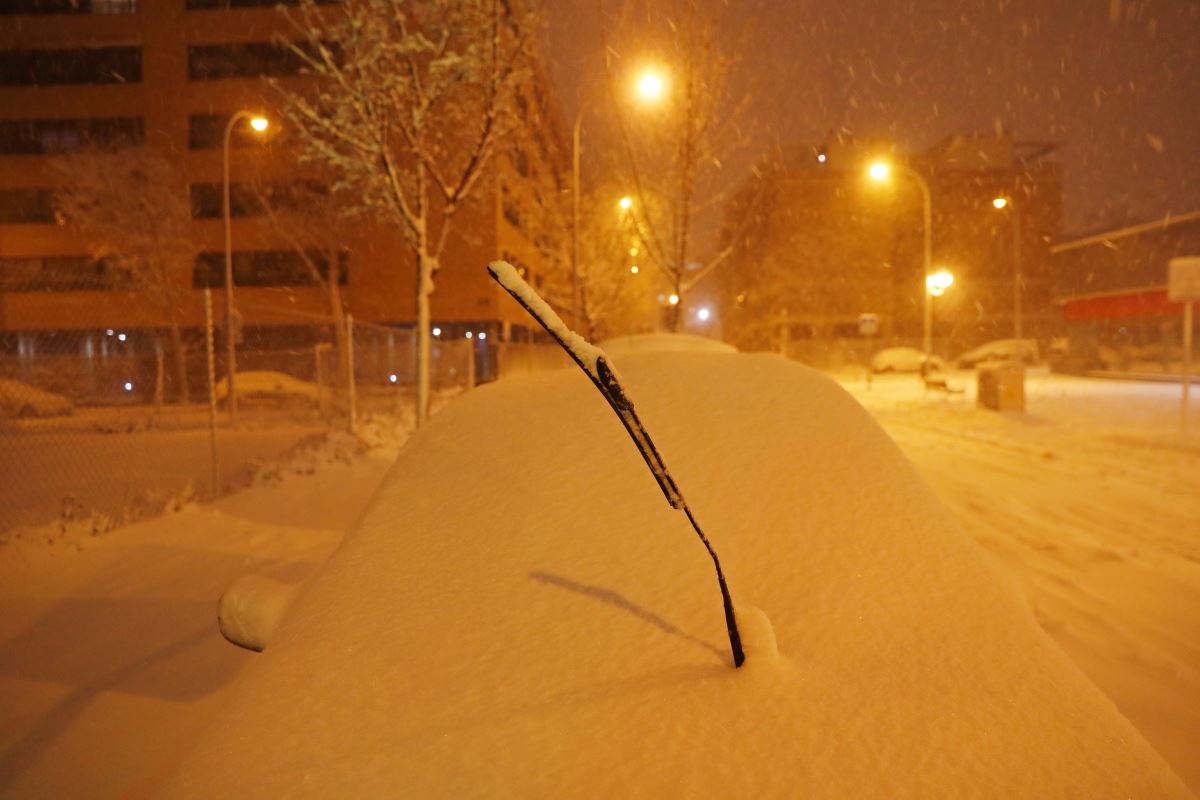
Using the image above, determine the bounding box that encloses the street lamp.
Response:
[927,269,955,296]
[222,111,269,425]
[925,269,954,362]
[571,70,666,328]
[993,195,1022,340]
[868,159,934,357]
[637,70,665,102]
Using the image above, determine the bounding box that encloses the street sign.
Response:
[858,313,880,337]
[1170,258,1199,432]
[1168,257,1200,302]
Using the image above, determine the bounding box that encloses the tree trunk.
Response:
[670,274,684,332]
[327,262,350,391]
[168,322,190,403]
[416,251,434,426]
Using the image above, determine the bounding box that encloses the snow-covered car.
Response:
[956,338,1040,368]
[869,346,945,373]
[599,332,737,356]
[214,370,320,407]
[162,342,1189,798]
[0,378,74,419]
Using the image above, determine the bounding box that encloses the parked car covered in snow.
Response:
[956,338,1040,368]
[0,378,74,419]
[869,346,945,373]
[214,371,320,408]
[163,338,1190,798]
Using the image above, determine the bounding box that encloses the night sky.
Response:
[543,0,1200,252]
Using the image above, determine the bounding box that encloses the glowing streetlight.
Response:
[697,307,712,322]
[630,265,640,275]
[867,158,935,358]
[637,70,665,101]
[618,195,633,211]
[926,269,955,297]
[993,195,1022,339]
[668,293,680,305]
[222,110,271,424]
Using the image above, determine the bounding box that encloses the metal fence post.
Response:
[314,342,329,419]
[466,337,476,390]
[346,313,357,434]
[204,289,220,497]
[153,348,165,421]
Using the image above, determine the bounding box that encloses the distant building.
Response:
[0,0,566,384]
[718,132,1063,362]
[1050,211,1200,375]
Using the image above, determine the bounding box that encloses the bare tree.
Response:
[604,0,759,331]
[246,179,352,386]
[52,148,194,402]
[516,169,653,339]
[273,0,534,425]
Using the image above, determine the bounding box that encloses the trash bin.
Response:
[977,361,1025,411]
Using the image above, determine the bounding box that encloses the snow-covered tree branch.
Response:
[273,0,534,424]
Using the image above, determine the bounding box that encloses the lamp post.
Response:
[570,69,666,330]
[221,111,268,425]
[571,108,585,326]
[925,269,955,364]
[869,161,933,356]
[992,196,1022,340]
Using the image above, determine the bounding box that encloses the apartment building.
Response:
[0,0,567,376]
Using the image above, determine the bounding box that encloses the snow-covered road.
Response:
[0,422,327,531]
[842,370,1200,790]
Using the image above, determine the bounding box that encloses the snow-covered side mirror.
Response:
[217,574,303,652]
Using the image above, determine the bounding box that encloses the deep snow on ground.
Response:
[0,432,399,800]
[0,365,1196,798]
[839,368,1200,791]
[161,352,1189,798]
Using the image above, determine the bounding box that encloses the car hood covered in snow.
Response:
[161,349,1190,798]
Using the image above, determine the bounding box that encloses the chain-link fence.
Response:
[0,292,474,535]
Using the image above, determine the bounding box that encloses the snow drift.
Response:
[160,348,1191,798]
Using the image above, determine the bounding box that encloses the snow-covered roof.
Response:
[161,350,1190,798]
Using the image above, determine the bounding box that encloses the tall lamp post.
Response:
[869,160,934,356]
[993,195,1022,340]
[222,111,269,425]
[570,69,666,328]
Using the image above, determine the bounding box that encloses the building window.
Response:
[512,150,530,178]
[193,249,348,288]
[502,196,522,228]
[0,0,137,14]
[185,0,333,8]
[0,47,142,86]
[0,117,144,155]
[0,255,132,291]
[189,181,328,219]
[0,189,57,224]
[188,41,321,80]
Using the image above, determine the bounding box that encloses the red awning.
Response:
[1061,288,1184,322]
